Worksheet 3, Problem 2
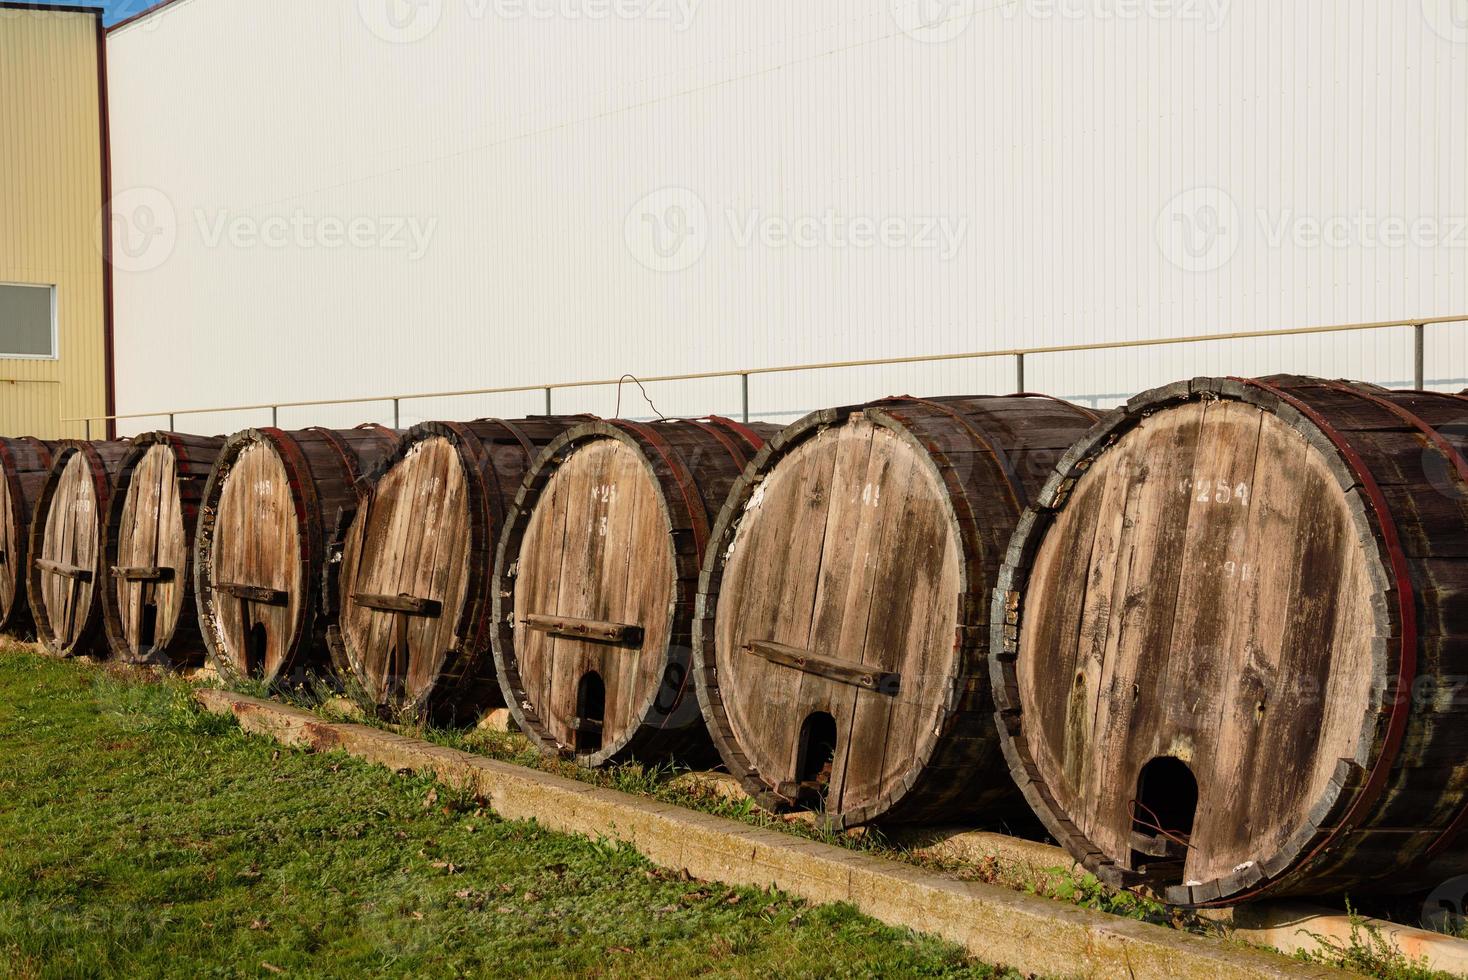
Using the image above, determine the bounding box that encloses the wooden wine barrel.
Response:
[692,396,1101,828]
[993,376,1468,906]
[328,416,591,719]
[194,425,396,684]
[28,439,132,657]
[101,432,225,667]
[0,437,57,632]
[493,418,778,766]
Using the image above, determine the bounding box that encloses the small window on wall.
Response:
[0,284,57,359]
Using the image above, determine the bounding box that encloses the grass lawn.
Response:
[0,649,1009,978]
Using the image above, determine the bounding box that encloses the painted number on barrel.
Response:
[1223,561,1252,582]
[593,485,617,537]
[1180,478,1250,506]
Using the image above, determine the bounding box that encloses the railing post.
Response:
[85,418,91,440]
[1414,323,1425,390]
[392,398,400,429]
[271,405,278,427]
[741,373,750,423]
[168,413,175,431]
[545,387,552,415]
[1015,352,1026,393]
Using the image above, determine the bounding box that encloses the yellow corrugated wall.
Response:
[0,6,106,440]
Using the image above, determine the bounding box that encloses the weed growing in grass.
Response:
[1030,868,1168,921]
[0,649,1014,977]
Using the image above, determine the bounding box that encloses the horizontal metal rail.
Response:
[64,314,1466,435]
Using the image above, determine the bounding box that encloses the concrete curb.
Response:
[194,689,1343,979]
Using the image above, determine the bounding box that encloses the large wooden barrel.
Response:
[101,432,225,667]
[328,416,591,719]
[992,376,1468,906]
[27,439,132,656]
[0,437,57,632]
[194,425,396,685]
[693,396,1101,828]
[493,418,777,765]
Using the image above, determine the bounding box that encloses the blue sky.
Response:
[27,0,146,26]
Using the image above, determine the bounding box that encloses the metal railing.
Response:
[67,315,1467,437]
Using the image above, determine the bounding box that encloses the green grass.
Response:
[294,681,1187,930]
[0,650,1011,978]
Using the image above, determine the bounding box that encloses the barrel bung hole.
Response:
[575,671,606,754]
[1130,756,1198,882]
[795,711,838,810]
[246,623,268,677]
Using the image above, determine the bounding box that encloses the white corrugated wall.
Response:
[105,0,1468,434]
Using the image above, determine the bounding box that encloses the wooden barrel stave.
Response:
[868,397,1104,825]
[330,417,589,719]
[27,440,131,657]
[494,417,776,767]
[993,375,1468,905]
[0,437,57,632]
[694,396,1100,829]
[101,432,225,667]
[196,425,396,684]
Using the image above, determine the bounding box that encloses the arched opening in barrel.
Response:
[574,671,606,755]
[384,614,409,703]
[794,711,838,811]
[1129,756,1198,885]
[138,600,158,653]
[245,622,269,678]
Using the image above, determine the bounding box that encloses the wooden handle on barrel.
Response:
[353,592,441,616]
[215,582,288,606]
[745,639,900,695]
[112,566,174,582]
[36,559,92,582]
[522,613,643,647]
